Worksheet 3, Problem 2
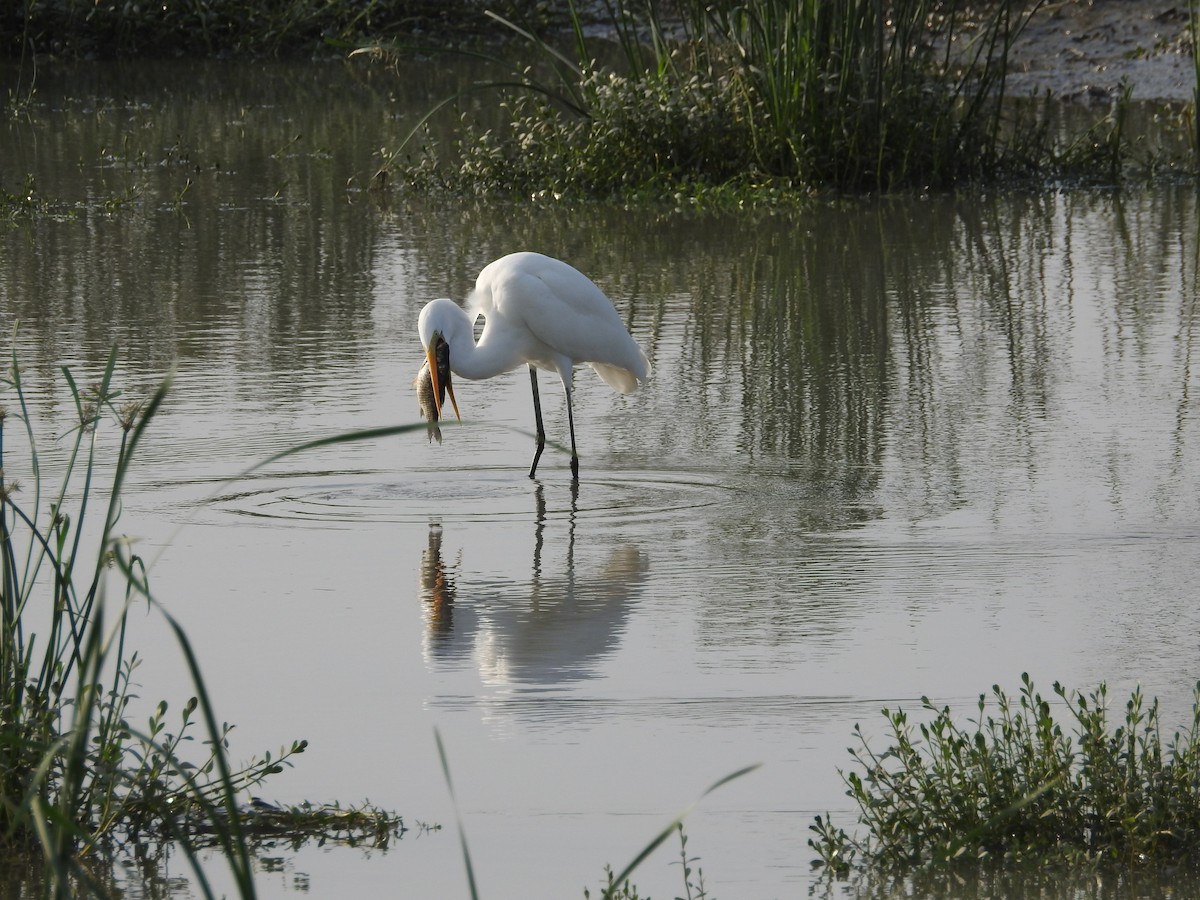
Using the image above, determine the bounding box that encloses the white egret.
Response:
[417,251,652,479]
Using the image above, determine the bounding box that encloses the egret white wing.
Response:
[473,252,651,386]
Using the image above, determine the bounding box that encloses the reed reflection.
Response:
[813,857,1200,900]
[417,484,648,684]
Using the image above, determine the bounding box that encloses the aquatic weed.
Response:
[0,175,55,220]
[811,673,1200,872]
[582,826,712,900]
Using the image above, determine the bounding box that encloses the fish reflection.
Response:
[416,485,648,684]
[419,522,458,641]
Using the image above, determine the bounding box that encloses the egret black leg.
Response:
[528,365,545,479]
[565,386,579,480]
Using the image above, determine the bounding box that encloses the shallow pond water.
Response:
[3,60,1200,899]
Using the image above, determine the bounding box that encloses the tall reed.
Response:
[1191,0,1200,153]
[0,347,303,896]
[387,0,1047,195]
[705,0,1040,189]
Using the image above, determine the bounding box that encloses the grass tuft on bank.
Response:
[810,673,1200,875]
[374,0,1157,199]
[369,0,1200,200]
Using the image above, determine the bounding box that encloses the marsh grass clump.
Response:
[699,0,1039,190]
[405,67,762,200]
[382,0,1067,198]
[810,674,1200,874]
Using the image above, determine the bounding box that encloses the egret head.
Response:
[417,299,462,422]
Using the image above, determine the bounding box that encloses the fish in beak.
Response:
[415,337,460,443]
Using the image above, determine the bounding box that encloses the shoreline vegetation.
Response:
[364,0,1198,197]
[2,0,1199,201]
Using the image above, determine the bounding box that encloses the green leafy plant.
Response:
[0,174,54,219]
[811,673,1200,873]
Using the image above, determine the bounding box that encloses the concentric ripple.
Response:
[205,468,732,526]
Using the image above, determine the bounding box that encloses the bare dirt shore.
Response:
[1004,0,1194,101]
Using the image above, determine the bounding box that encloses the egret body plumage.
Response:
[417,251,652,479]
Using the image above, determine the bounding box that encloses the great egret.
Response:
[417,251,652,479]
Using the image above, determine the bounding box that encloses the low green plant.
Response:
[0,174,54,219]
[397,67,760,201]
[582,824,712,899]
[810,673,1200,873]
[588,765,757,900]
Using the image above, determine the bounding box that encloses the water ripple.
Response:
[204,469,731,526]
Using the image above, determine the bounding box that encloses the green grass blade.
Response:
[234,422,444,479]
[434,728,480,900]
[231,419,570,483]
[155,604,257,899]
[483,10,582,77]
[604,763,760,897]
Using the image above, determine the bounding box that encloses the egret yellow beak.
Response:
[426,340,461,421]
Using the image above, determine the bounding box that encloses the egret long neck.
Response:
[445,320,527,381]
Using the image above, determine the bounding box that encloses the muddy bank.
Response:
[1004,0,1193,102]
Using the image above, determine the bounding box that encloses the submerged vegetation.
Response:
[0,175,51,221]
[810,674,1200,875]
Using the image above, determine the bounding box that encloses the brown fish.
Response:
[414,339,453,444]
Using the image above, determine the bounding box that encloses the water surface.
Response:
[2,60,1200,899]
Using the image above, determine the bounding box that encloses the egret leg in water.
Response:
[527,364,580,480]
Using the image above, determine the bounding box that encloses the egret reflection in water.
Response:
[419,523,458,638]
[417,484,648,684]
